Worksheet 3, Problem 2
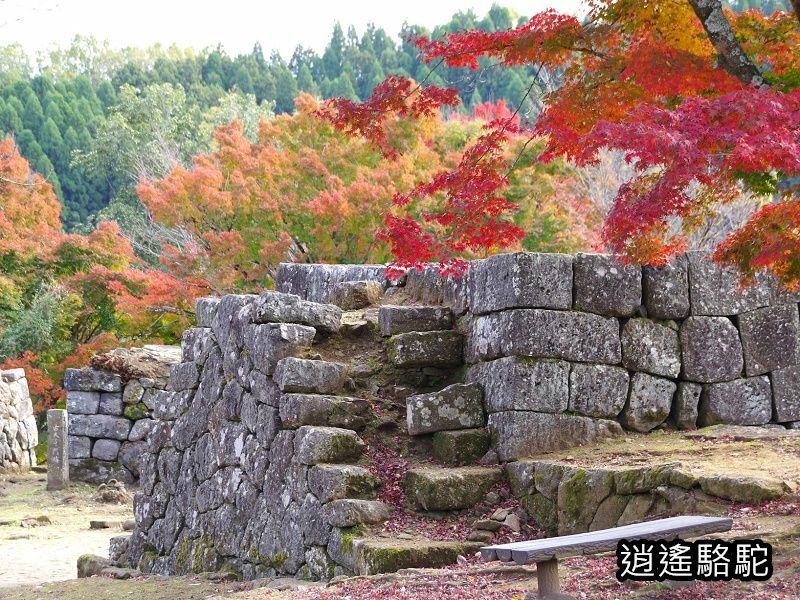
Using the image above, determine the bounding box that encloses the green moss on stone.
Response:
[340,525,366,554]
[432,429,490,466]
[123,402,150,421]
[521,493,558,534]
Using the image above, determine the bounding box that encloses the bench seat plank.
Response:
[481,515,732,563]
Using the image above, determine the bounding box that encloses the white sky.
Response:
[0,0,584,60]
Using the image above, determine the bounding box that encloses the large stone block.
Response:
[467,356,569,413]
[770,365,800,422]
[180,328,214,366]
[404,265,469,315]
[680,317,744,383]
[195,297,220,327]
[671,382,701,430]
[387,331,463,368]
[273,358,347,394]
[69,458,134,485]
[568,364,629,418]
[66,391,100,414]
[92,438,121,461]
[574,253,641,317]
[169,362,200,391]
[468,252,573,315]
[406,383,484,435]
[279,394,369,430]
[642,256,690,320]
[243,323,316,375]
[253,291,342,334]
[431,429,490,466]
[467,309,621,365]
[699,376,772,426]
[621,319,680,378]
[620,373,676,432]
[118,441,145,476]
[276,263,387,304]
[68,435,92,459]
[738,304,800,376]
[69,414,132,441]
[687,251,771,316]
[322,499,392,527]
[404,466,503,511]
[294,426,365,465]
[308,464,380,504]
[47,409,69,490]
[98,392,123,416]
[378,305,452,336]
[63,368,122,392]
[328,280,383,310]
[488,411,623,461]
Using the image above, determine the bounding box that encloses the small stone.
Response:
[574,253,642,317]
[77,554,112,578]
[308,464,380,504]
[503,513,521,533]
[406,383,484,435]
[294,426,365,465]
[123,402,150,421]
[476,519,503,531]
[491,508,511,521]
[328,280,383,310]
[128,419,156,442]
[467,530,495,543]
[322,499,392,527]
[122,381,145,405]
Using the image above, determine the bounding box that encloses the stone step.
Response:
[308,464,381,503]
[379,305,452,336]
[294,426,365,465]
[406,383,484,435]
[322,499,392,528]
[432,428,490,466]
[352,537,482,575]
[404,466,504,512]
[329,280,383,310]
[273,357,347,394]
[386,331,463,368]
[279,394,370,430]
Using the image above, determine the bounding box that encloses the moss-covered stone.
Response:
[617,494,654,526]
[294,426,365,465]
[590,494,630,531]
[123,402,150,421]
[431,428,490,466]
[557,468,614,535]
[404,466,503,512]
[308,464,379,503]
[77,554,111,578]
[521,493,558,534]
[699,474,787,504]
[614,464,675,495]
[353,538,482,575]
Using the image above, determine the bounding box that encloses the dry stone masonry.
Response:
[0,368,37,472]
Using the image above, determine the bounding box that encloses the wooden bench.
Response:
[481,515,733,598]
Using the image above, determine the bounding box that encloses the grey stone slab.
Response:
[468,356,569,413]
[294,426,365,465]
[98,392,124,416]
[738,304,800,376]
[169,362,200,391]
[273,358,347,394]
[122,380,145,405]
[679,317,743,383]
[406,383,485,435]
[467,309,621,365]
[243,323,316,376]
[322,499,392,527]
[47,409,69,490]
[621,373,676,432]
[387,331,463,368]
[328,280,383,310]
[68,435,92,459]
[687,251,772,316]
[254,291,342,333]
[128,418,156,442]
[66,391,100,415]
[63,368,122,392]
[195,297,221,327]
[568,364,629,418]
[308,464,380,504]
[279,394,369,430]
[378,305,452,336]
[622,319,681,378]
[404,264,469,315]
[672,382,702,430]
[69,414,132,441]
[92,438,121,461]
[574,253,642,317]
[468,252,573,315]
[643,256,690,320]
[276,263,387,304]
[770,365,800,422]
[699,376,772,426]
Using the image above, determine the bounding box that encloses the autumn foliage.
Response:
[322,1,800,285]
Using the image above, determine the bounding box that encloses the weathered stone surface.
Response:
[69,414,132,441]
[69,458,133,484]
[294,426,365,465]
[322,499,392,527]
[109,535,131,563]
[328,280,383,310]
[680,317,744,383]
[568,364,629,418]
[404,265,469,315]
[98,392,124,416]
[273,358,347,394]
[488,411,623,461]
[169,362,200,391]
[77,554,113,578]
[1,368,25,382]
[123,402,150,421]
[66,391,100,414]
[352,538,482,576]
[614,464,677,495]
[617,494,654,526]
[243,323,316,375]
[672,382,701,430]
[253,290,342,334]
[432,428,490,466]
[68,435,92,459]
[738,304,800,376]
[574,253,641,317]
[308,465,380,504]
[699,475,787,504]
[467,309,621,365]
[118,441,145,476]
[180,328,215,367]
[404,466,503,511]
[468,357,569,413]
[63,368,122,392]
[47,409,69,489]
[279,394,369,430]
[590,494,630,532]
[557,468,614,535]
[378,305,452,336]
[771,365,800,422]
[92,439,121,461]
[277,263,387,304]
[195,297,220,327]
[621,319,681,378]
[687,251,772,316]
[699,377,772,426]
[468,252,573,314]
[643,256,690,320]
[406,383,484,435]
[621,373,676,433]
[152,391,192,421]
[387,331,463,368]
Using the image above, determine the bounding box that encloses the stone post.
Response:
[47,409,69,490]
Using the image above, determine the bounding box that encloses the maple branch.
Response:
[688,0,764,86]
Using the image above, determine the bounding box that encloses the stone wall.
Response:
[0,368,37,472]
[66,345,180,484]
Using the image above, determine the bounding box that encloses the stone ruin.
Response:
[66,345,181,484]
[0,368,37,472]
[62,250,800,579]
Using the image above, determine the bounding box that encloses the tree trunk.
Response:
[792,0,800,26]
[688,0,764,86]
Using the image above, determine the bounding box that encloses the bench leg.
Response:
[536,558,560,597]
